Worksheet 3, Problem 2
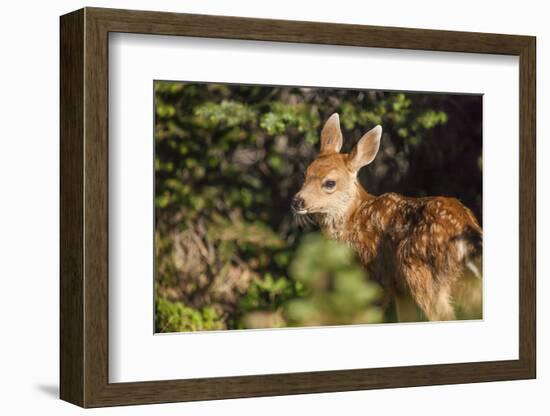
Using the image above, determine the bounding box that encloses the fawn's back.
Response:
[292,113,482,321]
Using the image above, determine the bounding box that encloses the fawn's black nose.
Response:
[292,195,305,212]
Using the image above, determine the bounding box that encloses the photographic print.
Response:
[60,9,535,406]
[154,81,482,333]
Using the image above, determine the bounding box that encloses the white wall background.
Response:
[0,0,546,414]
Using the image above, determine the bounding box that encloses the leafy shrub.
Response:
[155,297,225,333]
[284,233,383,327]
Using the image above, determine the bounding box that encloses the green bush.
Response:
[284,233,383,327]
[155,297,225,333]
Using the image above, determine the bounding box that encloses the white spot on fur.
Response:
[456,240,467,260]
[466,261,481,279]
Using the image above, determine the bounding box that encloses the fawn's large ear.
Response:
[320,113,343,154]
[347,125,382,171]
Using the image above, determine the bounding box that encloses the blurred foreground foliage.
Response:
[284,234,383,327]
[154,81,482,332]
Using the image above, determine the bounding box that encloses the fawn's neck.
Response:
[316,180,374,240]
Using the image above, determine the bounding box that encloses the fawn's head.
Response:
[292,113,382,218]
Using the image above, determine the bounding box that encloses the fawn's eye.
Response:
[323,180,336,189]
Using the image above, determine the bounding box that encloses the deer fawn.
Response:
[292,113,482,322]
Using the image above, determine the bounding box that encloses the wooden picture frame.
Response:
[60,7,536,408]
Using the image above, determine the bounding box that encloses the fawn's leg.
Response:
[423,284,455,321]
[404,265,456,321]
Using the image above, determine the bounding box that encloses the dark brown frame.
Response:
[60,7,536,408]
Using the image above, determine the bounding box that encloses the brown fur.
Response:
[294,114,482,321]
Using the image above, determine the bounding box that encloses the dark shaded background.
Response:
[154,81,482,332]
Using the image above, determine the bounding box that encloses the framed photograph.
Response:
[60,7,536,408]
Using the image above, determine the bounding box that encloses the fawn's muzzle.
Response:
[291,195,306,213]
